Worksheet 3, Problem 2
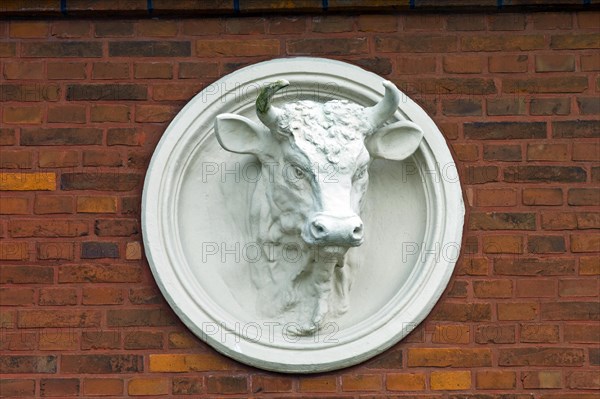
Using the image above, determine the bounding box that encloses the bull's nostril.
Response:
[315,225,324,234]
[311,221,327,238]
[353,226,362,234]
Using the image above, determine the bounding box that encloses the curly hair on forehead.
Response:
[275,100,372,163]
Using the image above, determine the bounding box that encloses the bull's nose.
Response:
[306,214,364,246]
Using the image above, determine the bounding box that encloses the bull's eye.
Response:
[292,165,305,179]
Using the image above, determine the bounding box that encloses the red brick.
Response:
[452,144,479,162]
[168,332,201,349]
[475,324,516,344]
[559,279,598,297]
[3,106,43,124]
[443,55,484,74]
[577,96,600,115]
[568,188,600,206]
[95,21,134,37]
[523,188,563,206]
[40,378,79,396]
[39,287,78,306]
[182,19,224,35]
[83,150,122,167]
[135,105,178,123]
[483,144,522,161]
[528,235,566,253]
[463,166,499,184]
[37,242,74,260]
[376,35,457,53]
[9,220,88,238]
[92,62,129,79]
[0,379,36,397]
[522,371,563,389]
[431,324,470,344]
[312,15,352,33]
[386,373,425,391]
[178,62,218,79]
[341,374,381,391]
[107,309,177,327]
[128,378,169,396]
[448,14,485,31]
[23,41,103,57]
[173,377,203,395]
[580,256,600,275]
[581,54,600,71]
[541,212,578,230]
[289,37,367,55]
[81,331,121,350]
[152,83,203,101]
[358,14,397,32]
[568,371,600,389]
[138,19,178,36]
[535,54,576,72]
[35,196,73,214]
[298,376,337,392]
[62,173,141,191]
[520,324,560,343]
[62,355,142,373]
[134,62,173,79]
[475,188,517,207]
[533,12,573,29]
[0,287,35,305]
[430,302,491,322]
[47,105,87,124]
[498,302,538,320]
[0,265,53,284]
[396,56,436,74]
[0,151,33,169]
[530,97,571,115]
[0,197,29,215]
[463,35,544,51]
[47,62,87,79]
[408,348,491,367]
[550,33,600,49]
[0,242,29,260]
[58,264,141,283]
[571,234,600,252]
[206,376,248,395]
[553,120,599,138]
[0,129,17,146]
[526,143,568,162]
[252,375,293,393]
[268,16,306,34]
[0,356,56,373]
[365,348,403,369]
[19,310,100,328]
[107,128,145,146]
[470,212,535,230]
[3,62,44,80]
[487,97,527,116]
[489,55,528,73]
[10,21,49,38]
[504,77,588,94]
[51,20,91,38]
[473,280,512,298]
[476,370,516,389]
[129,287,162,305]
[151,353,236,372]
[443,99,482,116]
[516,279,556,297]
[404,14,444,31]
[490,13,525,30]
[499,348,585,366]
[124,331,163,350]
[565,324,600,343]
[198,39,279,57]
[22,128,102,146]
[83,378,123,396]
[542,301,599,320]
[482,235,523,254]
[82,287,124,305]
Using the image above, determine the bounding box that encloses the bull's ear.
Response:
[214,114,271,157]
[366,120,423,161]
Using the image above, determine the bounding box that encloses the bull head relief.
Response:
[214,80,424,335]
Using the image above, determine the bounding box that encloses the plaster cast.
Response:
[142,58,465,373]
[215,80,423,335]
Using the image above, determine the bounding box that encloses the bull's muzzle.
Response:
[302,213,364,247]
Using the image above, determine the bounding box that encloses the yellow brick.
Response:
[76,196,117,213]
[386,373,426,391]
[126,242,142,260]
[128,378,169,396]
[149,354,234,372]
[0,173,56,191]
[431,371,471,390]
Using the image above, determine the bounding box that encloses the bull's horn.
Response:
[256,79,289,130]
[365,80,401,129]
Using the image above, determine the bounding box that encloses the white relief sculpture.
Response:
[215,80,424,335]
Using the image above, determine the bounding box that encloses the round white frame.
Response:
[142,57,465,373]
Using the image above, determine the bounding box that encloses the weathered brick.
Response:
[386,373,425,391]
[475,325,516,344]
[62,173,141,191]
[559,278,598,297]
[571,234,600,252]
[565,324,600,342]
[452,144,479,162]
[357,14,397,32]
[541,212,578,230]
[504,166,586,183]
[0,128,17,146]
[0,265,53,284]
[542,301,599,320]
[476,188,517,207]
[0,242,29,260]
[469,212,536,230]
[489,54,528,72]
[288,37,367,55]
[376,35,457,53]
[168,332,201,349]
[523,188,563,206]
[0,172,56,191]
[82,287,124,305]
[536,54,576,72]
[504,77,588,94]
[173,377,204,395]
[530,98,571,115]
[138,19,178,36]
[51,20,90,38]
[61,355,142,373]
[522,371,563,389]
[482,235,523,254]
[476,370,516,389]
[533,12,573,29]
[520,324,560,343]
[396,56,436,75]
[76,196,117,213]
[580,256,600,275]
[81,331,121,350]
[577,96,600,115]
[124,332,163,350]
[483,144,522,161]
[3,106,43,124]
[499,348,585,366]
[527,143,569,161]
[0,287,35,306]
[341,374,381,392]
[463,35,544,51]
[108,309,177,327]
[487,97,526,116]
[19,310,101,328]
[135,105,178,122]
[110,41,191,57]
[464,122,545,140]
[134,62,173,79]
[568,188,600,206]
[528,235,566,253]
[396,77,497,95]
[498,302,538,320]
[0,356,57,373]
[448,14,485,30]
[443,55,484,74]
[21,128,102,146]
[473,280,512,298]
[81,242,119,259]
[550,33,600,49]
[66,84,147,101]
[430,303,492,322]
[47,105,87,124]
[58,264,141,283]
[298,376,337,392]
[182,19,224,35]
[463,166,499,184]
[431,325,470,344]
[9,220,88,238]
[206,375,248,395]
[3,62,44,80]
[95,21,134,37]
[431,371,471,390]
[443,99,482,116]
[553,120,599,138]
[581,54,600,71]
[23,41,102,57]
[10,21,49,38]
[365,348,403,369]
[39,287,78,306]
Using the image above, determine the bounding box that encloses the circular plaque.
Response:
[142,57,465,373]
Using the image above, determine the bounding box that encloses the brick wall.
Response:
[1,10,599,398]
